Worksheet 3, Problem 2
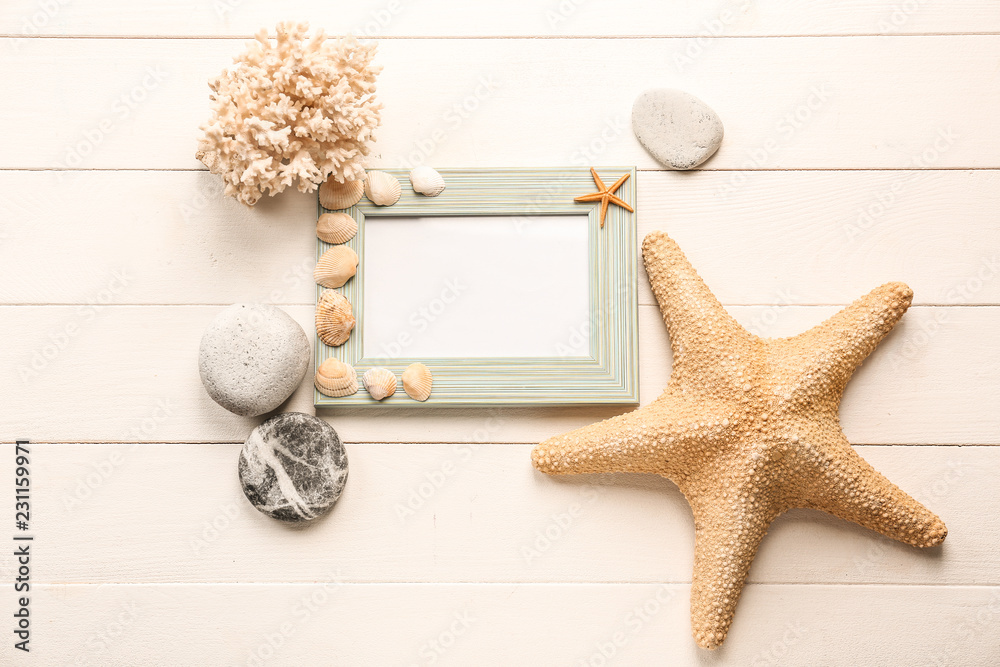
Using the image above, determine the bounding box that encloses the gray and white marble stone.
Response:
[631,88,724,170]
[238,413,349,522]
[199,303,310,417]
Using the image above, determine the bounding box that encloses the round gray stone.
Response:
[631,89,724,170]
[199,303,310,417]
[238,412,349,522]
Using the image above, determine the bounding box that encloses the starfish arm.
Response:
[574,192,606,202]
[589,167,607,191]
[606,193,635,212]
[607,172,630,194]
[775,281,912,401]
[688,499,773,649]
[599,197,609,228]
[796,441,947,548]
[532,392,731,477]
[641,231,754,384]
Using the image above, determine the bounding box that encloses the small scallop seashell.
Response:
[319,175,365,210]
[314,246,359,289]
[316,212,358,244]
[402,363,433,401]
[408,166,446,197]
[364,170,402,206]
[316,290,355,347]
[314,358,359,397]
[362,367,397,400]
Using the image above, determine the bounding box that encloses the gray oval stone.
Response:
[631,89,724,170]
[199,303,310,417]
[239,412,349,522]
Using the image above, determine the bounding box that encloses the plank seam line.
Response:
[5,442,993,447]
[27,582,1000,587]
[2,167,999,173]
[3,33,1000,40]
[3,303,999,308]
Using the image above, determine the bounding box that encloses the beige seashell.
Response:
[315,289,355,347]
[314,358,359,397]
[319,175,365,210]
[316,212,358,244]
[408,166,446,197]
[364,170,402,206]
[362,367,397,400]
[314,246,359,289]
[402,362,433,401]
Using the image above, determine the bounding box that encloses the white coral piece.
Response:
[196,22,382,206]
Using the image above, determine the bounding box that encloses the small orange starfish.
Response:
[574,167,634,228]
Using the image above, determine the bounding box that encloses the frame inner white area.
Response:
[362,215,590,359]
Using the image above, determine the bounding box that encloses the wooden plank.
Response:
[1,304,998,444]
[4,583,997,665]
[0,171,317,306]
[2,0,998,37]
[2,170,998,307]
[638,169,1000,308]
[2,36,998,170]
[4,443,989,585]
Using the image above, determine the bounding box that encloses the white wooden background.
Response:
[1,1,999,664]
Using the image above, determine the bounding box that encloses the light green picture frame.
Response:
[315,167,638,407]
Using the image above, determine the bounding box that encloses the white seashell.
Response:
[364,170,402,206]
[314,358,359,397]
[319,175,365,210]
[362,367,397,400]
[316,212,358,244]
[402,363,433,401]
[314,246,359,289]
[408,166,446,197]
[315,289,355,347]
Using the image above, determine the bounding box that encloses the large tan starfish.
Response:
[574,167,634,228]
[532,231,947,649]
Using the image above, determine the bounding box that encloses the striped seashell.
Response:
[319,174,365,210]
[316,212,358,244]
[408,166,446,197]
[362,367,397,400]
[314,358,359,397]
[314,246,359,289]
[315,289,355,347]
[364,170,402,206]
[402,362,433,401]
